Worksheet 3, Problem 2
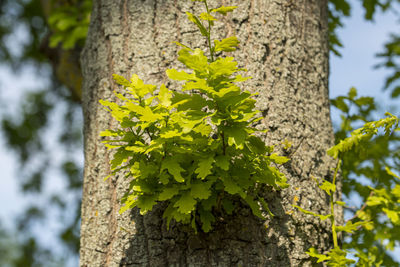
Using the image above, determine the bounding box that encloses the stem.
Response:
[203,0,214,62]
[331,159,342,248]
[221,131,226,155]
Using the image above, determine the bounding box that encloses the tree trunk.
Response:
[80,0,339,266]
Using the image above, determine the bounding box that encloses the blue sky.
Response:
[0,1,399,263]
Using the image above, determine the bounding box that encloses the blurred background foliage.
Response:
[0,0,398,266]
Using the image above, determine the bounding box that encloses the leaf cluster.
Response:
[101,1,288,232]
[48,0,92,49]
[298,88,400,266]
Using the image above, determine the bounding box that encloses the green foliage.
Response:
[328,0,351,56]
[297,87,399,266]
[48,0,92,49]
[331,87,400,266]
[327,112,398,159]
[101,0,288,232]
[376,34,400,98]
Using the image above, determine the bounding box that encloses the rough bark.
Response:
[80,0,339,266]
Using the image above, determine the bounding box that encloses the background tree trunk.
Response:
[80,0,339,266]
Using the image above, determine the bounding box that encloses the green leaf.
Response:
[211,6,238,15]
[100,129,122,137]
[215,155,230,170]
[222,198,235,214]
[259,197,274,217]
[269,153,289,164]
[178,48,208,75]
[335,220,370,233]
[182,79,213,93]
[306,247,329,263]
[209,56,238,79]
[158,84,172,107]
[110,148,132,169]
[160,129,183,139]
[214,36,239,52]
[244,195,263,218]
[174,191,197,214]
[319,180,336,196]
[293,205,332,220]
[348,87,357,99]
[191,182,212,199]
[222,176,242,196]
[225,125,247,148]
[334,201,346,206]
[186,12,208,36]
[245,136,267,154]
[140,106,163,122]
[172,41,193,51]
[112,74,132,88]
[159,186,180,201]
[199,209,215,232]
[162,158,185,182]
[137,194,158,215]
[166,69,196,81]
[233,74,252,83]
[366,195,387,206]
[199,12,216,21]
[386,166,400,180]
[363,0,378,20]
[195,157,215,179]
[383,208,400,224]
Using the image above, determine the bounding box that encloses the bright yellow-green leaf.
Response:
[270,153,289,164]
[186,12,208,36]
[383,208,400,224]
[209,56,238,79]
[211,6,237,15]
[199,12,216,21]
[319,180,336,196]
[100,129,122,137]
[113,74,132,88]
[140,106,163,122]
[335,220,370,233]
[172,41,193,51]
[306,247,330,263]
[182,79,213,93]
[366,195,387,206]
[178,48,208,75]
[99,99,129,121]
[233,74,252,82]
[160,129,183,139]
[130,74,144,88]
[293,205,332,220]
[158,84,172,107]
[166,69,196,81]
[334,201,346,206]
[386,166,400,180]
[214,36,239,52]
[119,194,137,214]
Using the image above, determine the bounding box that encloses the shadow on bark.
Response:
[119,191,294,267]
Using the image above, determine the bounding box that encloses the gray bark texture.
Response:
[80,0,340,266]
